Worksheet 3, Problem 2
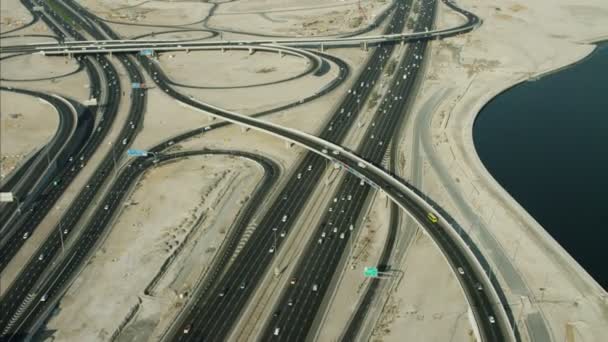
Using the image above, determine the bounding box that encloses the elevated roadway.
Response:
[0,0,480,55]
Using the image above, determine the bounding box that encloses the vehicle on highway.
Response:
[290,277,297,285]
[280,231,286,238]
[287,299,294,306]
[333,227,338,233]
[183,324,191,334]
[457,267,465,275]
[274,327,280,336]
[477,283,483,291]
[40,294,47,302]
[312,284,318,292]
[282,215,287,222]
[38,254,44,261]
[219,288,227,297]
[340,233,345,239]
[122,138,128,145]
[269,247,275,253]
[104,204,109,210]
[297,173,302,179]
[23,232,29,240]
[63,229,69,235]
[307,165,312,171]
[489,316,496,324]
[318,238,323,244]
[321,232,326,238]
[240,282,246,290]
[427,212,438,223]
[357,161,366,169]
[272,310,280,317]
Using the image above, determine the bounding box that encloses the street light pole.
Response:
[58,220,65,254]
[109,142,117,182]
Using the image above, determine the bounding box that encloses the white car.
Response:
[282,215,287,222]
[312,284,318,292]
[40,294,47,302]
[269,247,275,253]
[488,316,495,324]
[38,254,44,261]
[23,232,29,240]
[340,233,345,239]
[457,267,465,275]
[274,327,280,336]
[104,204,109,210]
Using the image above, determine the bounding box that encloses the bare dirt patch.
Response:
[0,90,58,180]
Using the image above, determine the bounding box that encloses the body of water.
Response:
[473,43,608,289]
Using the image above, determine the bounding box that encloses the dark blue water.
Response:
[473,43,608,289]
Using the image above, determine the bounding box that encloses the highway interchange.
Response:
[0,0,518,341]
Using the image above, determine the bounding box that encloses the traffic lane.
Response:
[179,155,327,341]
[269,177,368,340]
[0,88,75,227]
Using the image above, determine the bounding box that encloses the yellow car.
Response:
[427,212,438,223]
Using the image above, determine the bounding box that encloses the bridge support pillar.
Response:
[284,141,293,149]
[221,47,225,53]
[241,126,249,133]
[400,39,404,47]
[363,41,368,51]
[278,50,283,58]
[186,48,190,54]
[320,43,324,53]
[248,47,254,55]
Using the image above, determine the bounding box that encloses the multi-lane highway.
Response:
[0,87,88,231]
[0,0,146,335]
